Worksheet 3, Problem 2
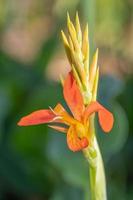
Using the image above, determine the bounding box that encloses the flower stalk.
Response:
[83,116,107,200]
[62,13,109,200]
[18,13,114,200]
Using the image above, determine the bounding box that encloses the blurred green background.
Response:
[0,0,133,199]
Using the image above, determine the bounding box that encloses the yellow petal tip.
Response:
[67,12,71,24]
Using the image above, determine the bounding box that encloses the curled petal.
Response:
[84,101,114,132]
[18,109,57,126]
[67,125,89,152]
[63,72,84,120]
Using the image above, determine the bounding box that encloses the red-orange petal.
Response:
[63,72,84,121]
[67,125,89,152]
[84,101,114,132]
[18,109,56,126]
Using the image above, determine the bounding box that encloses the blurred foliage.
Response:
[0,0,133,200]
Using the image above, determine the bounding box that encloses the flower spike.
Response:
[18,13,114,153]
[17,13,115,200]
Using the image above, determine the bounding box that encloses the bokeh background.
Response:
[0,0,133,199]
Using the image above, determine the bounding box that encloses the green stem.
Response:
[83,116,107,200]
[83,136,107,200]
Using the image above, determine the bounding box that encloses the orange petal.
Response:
[48,125,68,133]
[63,72,84,120]
[54,103,69,116]
[54,103,77,125]
[18,109,56,126]
[67,125,89,152]
[84,101,114,132]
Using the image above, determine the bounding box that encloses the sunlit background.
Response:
[0,0,133,199]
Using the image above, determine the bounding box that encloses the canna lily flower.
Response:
[17,13,114,200]
[18,72,114,152]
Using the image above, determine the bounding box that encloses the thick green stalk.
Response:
[83,117,107,200]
